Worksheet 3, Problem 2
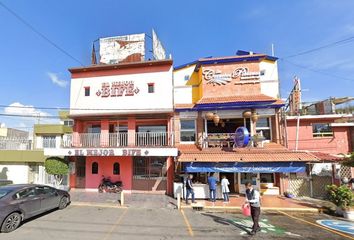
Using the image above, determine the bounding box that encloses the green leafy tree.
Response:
[44,157,69,186]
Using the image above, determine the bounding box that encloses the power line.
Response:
[283,36,354,59]
[281,59,354,82]
[0,1,84,66]
[0,113,60,119]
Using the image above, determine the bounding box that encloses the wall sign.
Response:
[234,127,250,148]
[96,81,140,97]
[202,67,260,85]
[67,149,143,156]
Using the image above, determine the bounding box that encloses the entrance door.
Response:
[239,173,260,194]
[132,157,167,192]
[76,157,86,188]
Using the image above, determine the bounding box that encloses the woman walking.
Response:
[221,175,230,203]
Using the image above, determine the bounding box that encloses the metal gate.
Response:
[132,157,167,192]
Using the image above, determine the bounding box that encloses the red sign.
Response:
[96,81,139,97]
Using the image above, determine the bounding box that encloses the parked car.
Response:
[0,184,70,233]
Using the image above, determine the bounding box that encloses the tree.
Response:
[342,153,354,167]
[44,157,69,186]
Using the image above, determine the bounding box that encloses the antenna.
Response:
[271,43,275,56]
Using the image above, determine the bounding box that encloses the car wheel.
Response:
[1,212,22,233]
[58,196,69,209]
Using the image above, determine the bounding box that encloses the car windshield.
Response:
[0,189,11,199]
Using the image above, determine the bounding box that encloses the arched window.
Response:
[113,162,120,175]
[92,162,98,174]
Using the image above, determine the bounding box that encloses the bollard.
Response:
[120,191,124,206]
[177,192,181,210]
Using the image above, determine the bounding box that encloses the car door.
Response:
[13,187,42,218]
[35,186,60,210]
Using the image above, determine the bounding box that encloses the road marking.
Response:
[102,208,128,240]
[277,211,354,240]
[180,209,194,237]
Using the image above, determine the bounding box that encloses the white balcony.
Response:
[62,132,173,148]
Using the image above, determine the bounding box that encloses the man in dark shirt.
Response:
[185,174,196,204]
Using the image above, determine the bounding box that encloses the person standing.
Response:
[185,174,196,204]
[244,181,261,235]
[207,173,217,202]
[221,175,230,203]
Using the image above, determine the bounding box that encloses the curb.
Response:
[70,201,127,208]
[181,205,320,213]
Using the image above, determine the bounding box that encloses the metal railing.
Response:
[0,138,32,150]
[135,132,171,146]
[62,132,173,148]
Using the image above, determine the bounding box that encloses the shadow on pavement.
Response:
[201,213,251,235]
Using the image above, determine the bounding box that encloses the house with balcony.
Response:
[0,126,45,184]
[172,51,323,197]
[44,34,178,194]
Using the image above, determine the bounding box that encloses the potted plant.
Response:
[326,184,354,220]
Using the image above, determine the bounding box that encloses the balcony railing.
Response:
[63,132,173,148]
[135,132,169,146]
[0,138,32,150]
[203,133,266,148]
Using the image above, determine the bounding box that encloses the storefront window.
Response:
[113,162,120,175]
[240,173,257,185]
[92,162,98,174]
[260,173,274,183]
[256,118,271,140]
[180,120,196,142]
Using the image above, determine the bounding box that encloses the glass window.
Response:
[184,75,190,81]
[113,162,120,175]
[43,136,56,148]
[312,123,333,137]
[92,162,98,174]
[256,118,271,141]
[180,120,196,142]
[240,173,257,185]
[260,173,274,183]
[148,83,154,93]
[35,186,56,195]
[64,120,74,126]
[0,189,11,199]
[14,188,36,199]
[84,87,90,96]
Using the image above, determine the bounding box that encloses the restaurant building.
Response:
[172,50,323,197]
[45,33,178,194]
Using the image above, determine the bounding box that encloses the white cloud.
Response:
[4,102,50,117]
[47,72,68,88]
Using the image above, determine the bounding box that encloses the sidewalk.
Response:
[181,195,321,212]
[69,189,177,209]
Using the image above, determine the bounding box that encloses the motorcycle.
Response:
[98,175,123,193]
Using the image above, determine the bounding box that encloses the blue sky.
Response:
[0,0,354,129]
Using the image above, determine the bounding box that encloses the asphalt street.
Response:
[0,205,352,240]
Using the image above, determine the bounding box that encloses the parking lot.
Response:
[0,205,352,240]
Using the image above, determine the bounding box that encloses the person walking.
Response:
[244,181,261,235]
[221,175,230,203]
[185,174,196,204]
[207,173,217,202]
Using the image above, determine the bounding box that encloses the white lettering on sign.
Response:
[203,67,260,85]
[96,81,140,97]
